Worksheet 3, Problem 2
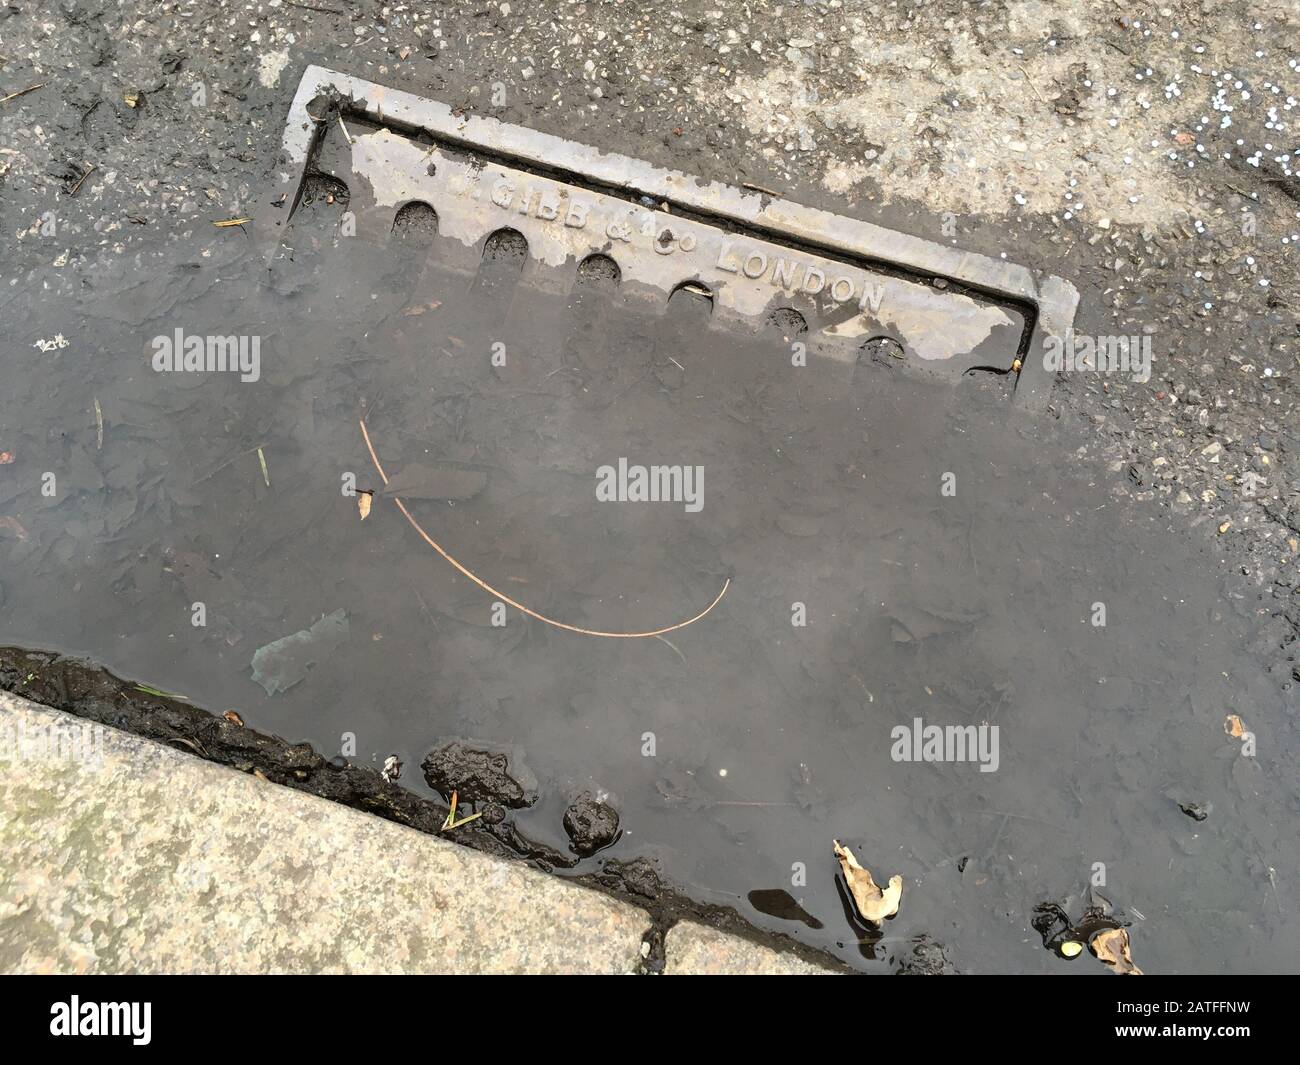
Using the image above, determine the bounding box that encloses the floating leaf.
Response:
[358,491,372,520]
[1090,927,1143,975]
[833,839,902,924]
[1060,940,1084,958]
[1224,713,1246,738]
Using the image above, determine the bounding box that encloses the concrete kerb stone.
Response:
[0,690,646,974]
[0,691,839,975]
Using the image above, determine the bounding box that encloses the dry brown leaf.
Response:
[1090,927,1143,975]
[223,710,244,727]
[1224,713,1246,738]
[833,839,902,924]
[358,491,372,520]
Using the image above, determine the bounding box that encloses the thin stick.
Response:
[653,633,687,664]
[286,0,344,12]
[0,82,44,105]
[68,164,97,197]
[1019,66,1046,105]
[360,419,730,639]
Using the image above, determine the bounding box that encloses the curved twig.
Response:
[359,419,730,638]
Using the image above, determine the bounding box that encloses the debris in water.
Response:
[133,683,188,701]
[212,217,252,228]
[1224,713,1246,738]
[563,792,621,856]
[439,790,483,832]
[833,840,902,923]
[93,397,103,449]
[249,609,349,696]
[893,934,954,974]
[257,447,270,487]
[0,451,13,464]
[1090,927,1143,975]
[1060,940,1084,958]
[421,741,535,808]
[223,710,244,726]
[359,418,731,639]
[1178,800,1210,822]
[357,490,373,520]
[381,755,402,783]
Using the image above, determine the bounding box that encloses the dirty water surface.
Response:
[1,222,1295,975]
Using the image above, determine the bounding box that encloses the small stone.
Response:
[563,793,620,856]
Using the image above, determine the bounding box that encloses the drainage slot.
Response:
[669,280,714,312]
[392,200,438,245]
[575,253,621,290]
[483,227,528,266]
[765,307,808,340]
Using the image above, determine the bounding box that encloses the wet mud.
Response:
[1,219,1296,974]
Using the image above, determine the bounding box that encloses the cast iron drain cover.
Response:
[258,66,1078,408]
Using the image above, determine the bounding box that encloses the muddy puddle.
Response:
[1,216,1295,973]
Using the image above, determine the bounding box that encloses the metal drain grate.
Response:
[257,66,1078,408]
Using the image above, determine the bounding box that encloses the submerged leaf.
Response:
[250,609,349,696]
